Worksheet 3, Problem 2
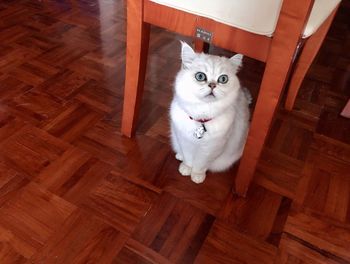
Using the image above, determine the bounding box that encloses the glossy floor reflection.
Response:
[0,0,349,263]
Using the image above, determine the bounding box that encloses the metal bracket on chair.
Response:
[195,27,212,43]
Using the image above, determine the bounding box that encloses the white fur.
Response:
[170,42,250,184]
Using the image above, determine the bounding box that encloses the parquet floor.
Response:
[0,0,349,263]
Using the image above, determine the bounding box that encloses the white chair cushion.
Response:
[150,0,340,38]
[304,0,340,37]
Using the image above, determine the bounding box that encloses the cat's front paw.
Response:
[191,172,206,184]
[175,153,183,161]
[179,162,191,176]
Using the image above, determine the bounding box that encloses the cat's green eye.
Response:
[195,72,207,82]
[218,74,229,84]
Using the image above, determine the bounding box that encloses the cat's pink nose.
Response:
[208,83,216,89]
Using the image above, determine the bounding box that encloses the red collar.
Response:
[189,116,212,123]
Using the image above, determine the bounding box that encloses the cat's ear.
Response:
[229,53,243,71]
[181,41,196,69]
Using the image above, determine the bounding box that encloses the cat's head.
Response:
[175,41,242,103]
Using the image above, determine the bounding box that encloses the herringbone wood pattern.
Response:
[0,0,349,263]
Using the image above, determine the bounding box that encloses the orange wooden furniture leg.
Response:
[234,0,314,196]
[121,0,150,137]
[194,39,209,53]
[285,8,338,111]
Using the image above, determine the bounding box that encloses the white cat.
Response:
[170,41,250,184]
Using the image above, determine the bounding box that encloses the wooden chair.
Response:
[121,0,340,196]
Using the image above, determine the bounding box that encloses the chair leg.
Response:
[234,0,314,196]
[121,0,150,137]
[285,8,338,111]
[194,39,210,53]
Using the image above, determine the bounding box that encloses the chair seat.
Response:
[150,0,340,38]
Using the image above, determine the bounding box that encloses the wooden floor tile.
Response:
[82,171,159,234]
[16,33,62,55]
[56,26,100,51]
[73,120,132,167]
[293,97,324,119]
[308,64,336,84]
[296,150,350,221]
[0,239,27,264]
[132,192,215,264]
[59,9,100,30]
[275,234,343,264]
[267,197,293,246]
[312,133,350,164]
[42,101,102,142]
[37,44,88,68]
[289,78,327,110]
[145,111,171,144]
[68,56,117,81]
[22,13,59,31]
[35,146,112,204]
[284,210,350,263]
[0,159,29,207]
[265,112,315,161]
[158,154,233,216]
[0,111,26,143]
[40,69,90,101]
[284,149,350,263]
[114,247,155,264]
[255,148,304,199]
[76,79,121,113]
[136,98,168,135]
[122,135,170,186]
[6,89,64,125]
[0,182,75,258]
[0,45,38,74]
[0,125,70,178]
[0,75,32,102]
[219,184,286,243]
[85,39,125,68]
[73,134,127,167]
[41,20,75,39]
[254,110,316,199]
[0,25,29,44]
[0,0,349,262]
[195,220,277,264]
[30,209,127,263]
[114,239,172,264]
[8,59,60,86]
[316,107,350,144]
